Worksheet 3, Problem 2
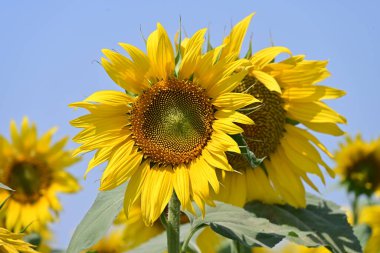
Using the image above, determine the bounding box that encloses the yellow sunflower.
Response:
[359,205,380,253]
[116,205,164,251]
[214,14,346,208]
[84,228,126,253]
[70,22,257,224]
[0,117,80,233]
[0,227,39,253]
[251,244,330,253]
[335,134,380,197]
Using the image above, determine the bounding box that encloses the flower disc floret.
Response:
[131,79,214,166]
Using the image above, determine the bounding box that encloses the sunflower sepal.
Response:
[0,182,14,191]
[231,134,266,168]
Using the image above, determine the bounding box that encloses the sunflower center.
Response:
[234,76,286,158]
[130,79,214,165]
[7,162,50,203]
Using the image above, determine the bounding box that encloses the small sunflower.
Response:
[84,228,126,253]
[71,22,257,224]
[0,227,39,253]
[335,134,380,197]
[0,117,80,232]
[359,205,380,253]
[216,14,345,208]
[116,205,164,250]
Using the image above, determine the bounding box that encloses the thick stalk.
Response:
[167,192,181,253]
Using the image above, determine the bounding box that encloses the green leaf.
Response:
[244,194,362,253]
[185,194,361,253]
[353,224,371,250]
[189,201,304,248]
[66,183,127,253]
[0,182,14,191]
[129,223,192,253]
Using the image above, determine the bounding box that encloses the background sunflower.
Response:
[0,118,80,234]
[335,134,380,197]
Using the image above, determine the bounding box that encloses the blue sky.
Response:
[1,0,379,249]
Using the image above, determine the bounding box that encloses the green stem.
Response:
[351,194,359,225]
[167,192,181,253]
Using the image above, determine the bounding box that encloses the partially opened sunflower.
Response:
[215,14,345,208]
[0,118,80,233]
[70,22,256,224]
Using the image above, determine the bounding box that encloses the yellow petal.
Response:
[119,43,150,72]
[100,141,142,190]
[202,148,233,171]
[85,145,114,178]
[286,125,333,158]
[101,50,148,94]
[251,46,291,70]
[124,161,150,216]
[215,110,254,125]
[265,158,306,208]
[179,28,207,79]
[302,121,345,136]
[207,69,248,98]
[282,86,346,102]
[285,101,346,124]
[252,70,281,93]
[141,165,173,225]
[173,164,190,208]
[220,13,255,60]
[213,119,244,135]
[147,23,175,80]
[82,90,134,105]
[212,93,259,110]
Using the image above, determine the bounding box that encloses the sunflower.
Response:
[116,205,164,251]
[0,227,39,253]
[359,205,380,253]
[0,117,80,233]
[84,228,126,253]
[335,134,380,197]
[70,21,257,224]
[251,244,330,253]
[234,48,346,207]
[214,14,346,208]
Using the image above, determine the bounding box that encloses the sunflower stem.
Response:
[351,194,359,225]
[167,191,181,253]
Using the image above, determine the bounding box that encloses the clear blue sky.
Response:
[1,0,379,249]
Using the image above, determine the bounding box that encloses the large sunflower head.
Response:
[70,21,257,224]
[0,117,80,233]
[0,228,39,253]
[215,14,346,208]
[335,134,380,197]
